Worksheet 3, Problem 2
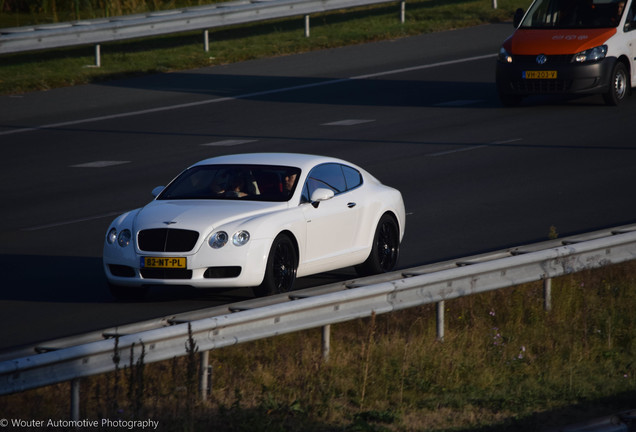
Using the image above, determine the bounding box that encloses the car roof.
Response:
[192,153,356,172]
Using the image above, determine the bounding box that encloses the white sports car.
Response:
[103,153,405,300]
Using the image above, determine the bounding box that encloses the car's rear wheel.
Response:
[603,61,629,106]
[253,234,297,297]
[355,214,400,276]
[109,284,148,302]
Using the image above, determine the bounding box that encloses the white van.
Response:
[496,0,635,105]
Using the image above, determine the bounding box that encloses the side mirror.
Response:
[151,186,165,198]
[310,188,335,208]
[513,8,524,27]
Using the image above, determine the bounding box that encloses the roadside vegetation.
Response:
[1,261,635,431]
[0,0,529,95]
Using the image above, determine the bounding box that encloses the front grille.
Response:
[138,228,199,252]
[140,268,193,279]
[513,54,573,65]
[511,78,573,93]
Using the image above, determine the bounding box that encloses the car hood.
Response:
[134,199,286,233]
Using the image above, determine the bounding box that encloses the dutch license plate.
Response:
[523,70,557,79]
[141,257,186,268]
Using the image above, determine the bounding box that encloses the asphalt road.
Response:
[1,22,635,351]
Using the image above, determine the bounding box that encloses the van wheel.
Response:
[603,61,629,106]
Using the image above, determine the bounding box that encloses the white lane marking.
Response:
[428,138,522,157]
[70,160,130,168]
[322,119,375,126]
[0,54,496,137]
[202,139,257,146]
[428,145,486,157]
[22,211,126,231]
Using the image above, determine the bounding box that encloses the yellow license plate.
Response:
[523,70,557,79]
[141,257,186,268]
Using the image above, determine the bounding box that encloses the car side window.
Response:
[342,165,362,190]
[301,163,363,203]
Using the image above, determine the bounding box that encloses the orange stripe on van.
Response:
[509,28,616,55]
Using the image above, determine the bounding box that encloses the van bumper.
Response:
[496,56,616,96]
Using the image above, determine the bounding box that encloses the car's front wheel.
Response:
[253,234,298,297]
[356,214,400,277]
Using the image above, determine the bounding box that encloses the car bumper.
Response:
[496,56,616,96]
[103,238,270,289]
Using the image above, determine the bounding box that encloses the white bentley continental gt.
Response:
[103,153,405,300]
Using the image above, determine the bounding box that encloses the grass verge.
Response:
[0,0,528,95]
[1,261,635,431]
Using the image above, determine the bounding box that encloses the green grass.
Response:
[0,0,529,95]
[1,262,635,431]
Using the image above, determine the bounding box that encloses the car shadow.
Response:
[96,67,627,110]
[0,253,358,303]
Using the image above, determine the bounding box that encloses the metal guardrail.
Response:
[2,223,636,400]
[0,0,405,57]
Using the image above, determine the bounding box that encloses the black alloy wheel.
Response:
[356,214,399,276]
[376,217,399,271]
[254,234,297,297]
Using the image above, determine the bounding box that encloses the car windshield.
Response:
[157,164,302,202]
[520,0,626,28]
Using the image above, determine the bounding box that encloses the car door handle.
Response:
[347,202,357,208]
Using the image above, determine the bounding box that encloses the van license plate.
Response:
[141,257,186,268]
[523,71,557,79]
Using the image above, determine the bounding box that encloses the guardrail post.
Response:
[70,378,80,421]
[94,44,101,68]
[203,30,210,52]
[436,301,445,341]
[304,15,310,37]
[305,15,309,37]
[322,324,331,361]
[400,1,406,23]
[544,277,552,311]
[199,350,210,401]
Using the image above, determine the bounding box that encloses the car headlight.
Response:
[232,230,250,246]
[499,47,513,63]
[575,45,607,62]
[117,229,131,247]
[209,231,229,249]
[107,228,118,245]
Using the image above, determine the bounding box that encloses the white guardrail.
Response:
[0,0,407,57]
[1,223,636,413]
